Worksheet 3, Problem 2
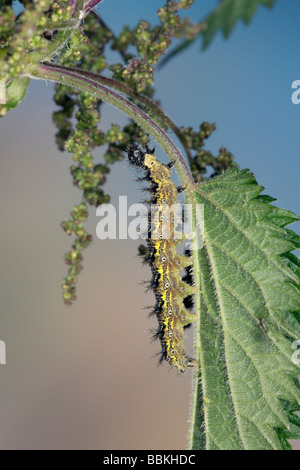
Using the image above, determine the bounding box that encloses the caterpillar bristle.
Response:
[145,144,156,155]
[140,187,151,194]
[177,186,186,193]
[142,305,154,312]
[135,176,149,183]
[127,143,195,373]
[139,279,153,293]
[150,329,161,342]
[147,309,156,319]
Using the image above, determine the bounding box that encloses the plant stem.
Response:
[39,62,194,168]
[26,59,204,448]
[26,61,195,189]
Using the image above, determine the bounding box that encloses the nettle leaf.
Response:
[0,77,31,113]
[201,0,277,49]
[189,168,300,450]
[159,0,276,67]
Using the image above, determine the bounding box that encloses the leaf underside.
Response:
[189,168,300,450]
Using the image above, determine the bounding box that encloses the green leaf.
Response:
[201,0,277,49]
[159,0,276,67]
[188,168,300,450]
[0,77,31,113]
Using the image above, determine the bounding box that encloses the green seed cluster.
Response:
[0,5,15,48]
[52,9,152,302]
[1,0,237,304]
[110,0,199,94]
[187,122,237,181]
[61,203,92,304]
[215,146,237,173]
[0,0,75,116]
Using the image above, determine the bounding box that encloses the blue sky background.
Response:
[0,0,299,450]
[98,0,300,220]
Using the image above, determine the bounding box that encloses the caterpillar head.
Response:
[128,143,145,167]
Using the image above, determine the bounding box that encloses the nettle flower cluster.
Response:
[0,0,236,303]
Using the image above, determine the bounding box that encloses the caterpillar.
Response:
[128,143,196,373]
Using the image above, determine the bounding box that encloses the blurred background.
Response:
[0,0,299,450]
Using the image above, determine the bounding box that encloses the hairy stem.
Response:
[42,62,194,167]
[26,61,195,188]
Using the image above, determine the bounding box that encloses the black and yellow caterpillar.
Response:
[128,143,196,372]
